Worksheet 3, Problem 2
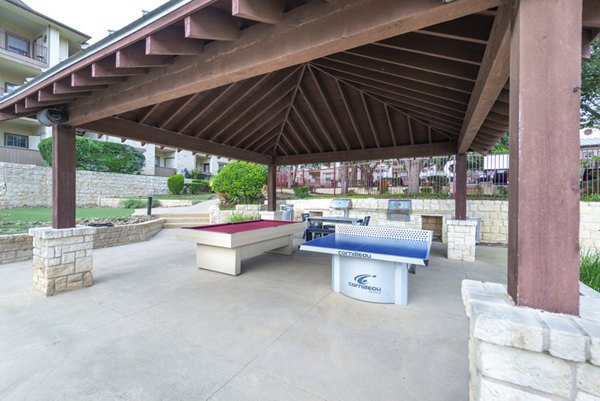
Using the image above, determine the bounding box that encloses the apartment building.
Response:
[0,0,229,177]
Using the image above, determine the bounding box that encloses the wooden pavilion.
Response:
[0,0,598,315]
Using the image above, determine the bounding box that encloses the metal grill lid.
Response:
[330,198,352,209]
[388,199,411,211]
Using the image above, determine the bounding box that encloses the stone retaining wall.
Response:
[0,162,170,208]
[462,280,600,401]
[0,219,164,264]
[209,204,262,224]
[98,197,197,208]
[285,199,599,249]
[447,219,477,262]
[0,234,33,264]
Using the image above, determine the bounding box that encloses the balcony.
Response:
[0,29,48,65]
[155,165,177,177]
[0,146,45,166]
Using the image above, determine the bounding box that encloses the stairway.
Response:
[153,213,210,229]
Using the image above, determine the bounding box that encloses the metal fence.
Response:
[277,150,599,199]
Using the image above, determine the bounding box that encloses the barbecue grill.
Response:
[387,199,411,221]
[330,198,352,217]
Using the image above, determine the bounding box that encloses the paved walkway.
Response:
[133,198,219,215]
[0,232,507,401]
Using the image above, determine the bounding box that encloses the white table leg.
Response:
[394,263,408,305]
[196,244,241,275]
[332,255,341,292]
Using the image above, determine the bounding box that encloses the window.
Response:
[203,163,210,173]
[154,156,160,166]
[4,82,18,94]
[164,157,175,168]
[6,33,30,57]
[4,133,28,149]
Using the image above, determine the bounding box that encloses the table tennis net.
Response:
[336,225,432,243]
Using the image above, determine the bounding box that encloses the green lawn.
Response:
[0,207,132,222]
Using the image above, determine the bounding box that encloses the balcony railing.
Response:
[0,146,46,166]
[0,30,48,64]
[155,166,177,177]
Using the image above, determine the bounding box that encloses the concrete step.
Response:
[153,213,210,229]
[152,213,210,219]
[163,222,208,229]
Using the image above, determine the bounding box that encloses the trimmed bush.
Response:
[121,198,161,209]
[184,179,211,194]
[38,136,145,174]
[167,174,185,195]
[228,213,261,223]
[211,161,267,206]
[293,186,310,198]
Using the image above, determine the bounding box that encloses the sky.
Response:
[24,0,171,43]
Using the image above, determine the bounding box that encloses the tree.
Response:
[490,133,509,154]
[581,39,600,127]
[211,161,267,206]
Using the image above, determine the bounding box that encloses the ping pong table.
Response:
[299,225,432,305]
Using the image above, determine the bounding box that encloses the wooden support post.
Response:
[508,0,581,314]
[268,164,277,212]
[454,153,467,220]
[52,125,76,229]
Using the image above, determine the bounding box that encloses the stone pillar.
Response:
[462,280,600,401]
[447,219,477,262]
[30,227,96,296]
[508,0,582,314]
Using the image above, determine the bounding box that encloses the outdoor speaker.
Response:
[36,109,69,126]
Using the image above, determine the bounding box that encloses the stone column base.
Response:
[29,227,96,296]
[462,280,600,401]
[447,219,477,262]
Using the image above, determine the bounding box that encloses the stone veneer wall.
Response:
[209,204,262,224]
[0,220,164,264]
[285,199,600,250]
[447,219,477,262]
[0,234,33,264]
[92,219,164,248]
[462,280,600,401]
[0,162,170,208]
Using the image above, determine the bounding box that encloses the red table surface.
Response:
[188,220,297,234]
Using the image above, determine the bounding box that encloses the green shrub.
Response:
[38,136,145,174]
[184,179,211,194]
[211,161,267,206]
[228,213,260,223]
[167,174,185,195]
[581,252,600,292]
[420,187,433,194]
[293,186,310,198]
[120,198,160,209]
[581,193,600,202]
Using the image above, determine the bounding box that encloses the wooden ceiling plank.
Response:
[458,4,511,153]
[428,126,432,144]
[345,46,479,82]
[307,67,351,151]
[178,84,236,133]
[271,65,305,155]
[335,79,365,149]
[185,8,241,41]
[191,73,272,136]
[39,88,90,102]
[384,105,397,147]
[284,119,312,154]
[53,80,107,94]
[232,0,283,24]
[407,116,415,145]
[387,101,465,126]
[416,14,494,44]
[297,87,338,151]
[159,94,201,129]
[319,53,474,94]
[116,42,174,68]
[146,26,204,56]
[376,32,485,65]
[290,107,325,153]
[253,125,284,153]
[373,94,466,121]
[206,67,300,140]
[139,103,161,124]
[240,117,286,149]
[67,0,502,126]
[274,142,456,165]
[82,117,270,164]
[583,0,600,28]
[279,132,299,155]
[224,101,290,146]
[314,62,471,105]
[359,92,380,148]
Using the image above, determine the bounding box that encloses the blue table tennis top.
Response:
[300,233,430,265]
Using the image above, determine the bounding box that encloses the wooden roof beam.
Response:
[146,26,204,56]
[71,69,126,87]
[282,120,312,154]
[92,58,148,78]
[232,0,283,24]
[458,4,511,153]
[116,42,174,68]
[272,65,306,154]
[274,142,456,165]
[81,117,271,164]
[39,88,90,102]
[53,79,107,94]
[583,0,600,28]
[67,0,501,126]
[25,96,74,109]
[185,8,241,41]
[335,80,366,149]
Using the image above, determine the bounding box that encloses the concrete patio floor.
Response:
[0,231,507,401]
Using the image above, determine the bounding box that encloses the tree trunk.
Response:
[408,159,420,194]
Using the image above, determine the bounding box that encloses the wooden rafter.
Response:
[272,65,306,155]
